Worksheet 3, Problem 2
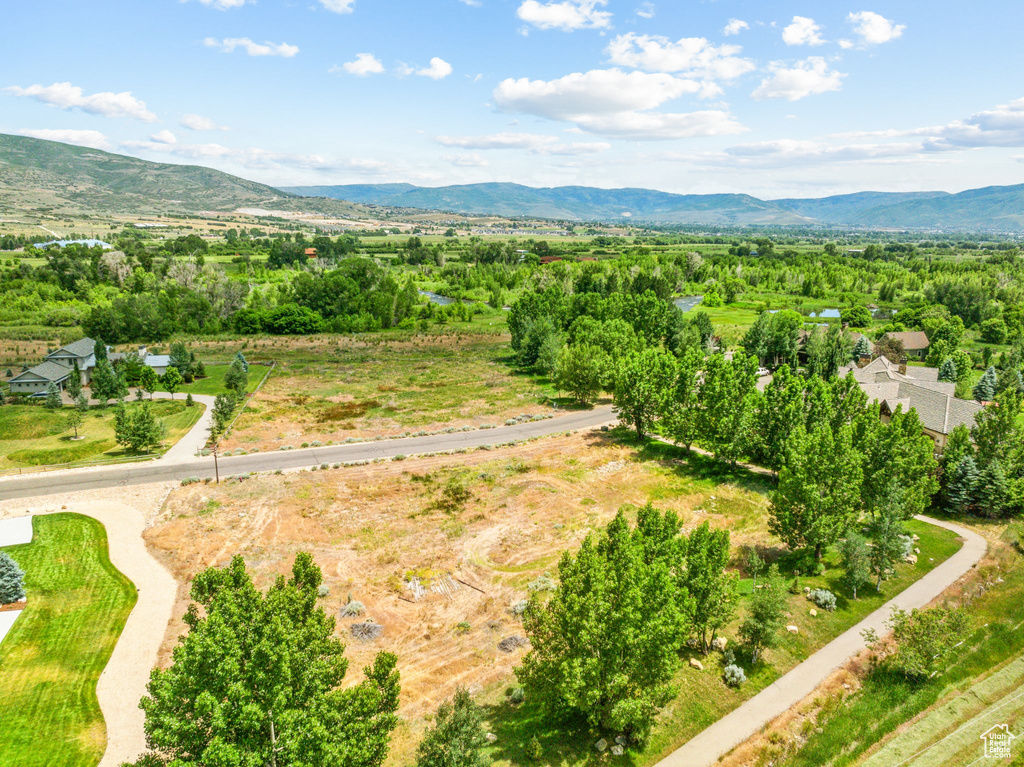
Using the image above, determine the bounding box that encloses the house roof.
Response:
[10,361,73,384]
[48,337,97,359]
[883,330,930,350]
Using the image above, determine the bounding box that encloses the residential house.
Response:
[108,346,170,376]
[838,356,982,451]
[43,337,98,383]
[881,330,930,359]
[8,361,74,396]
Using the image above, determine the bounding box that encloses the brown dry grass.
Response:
[145,431,771,728]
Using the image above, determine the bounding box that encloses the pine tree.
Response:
[853,335,872,360]
[945,455,979,515]
[234,351,249,373]
[0,551,26,604]
[415,688,490,767]
[977,458,1012,518]
[44,381,62,409]
[973,366,998,402]
[66,361,83,399]
[75,392,90,413]
[938,358,957,383]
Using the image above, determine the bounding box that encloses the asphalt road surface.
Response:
[0,406,616,500]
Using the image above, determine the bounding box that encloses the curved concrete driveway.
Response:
[654,515,987,767]
[0,406,616,499]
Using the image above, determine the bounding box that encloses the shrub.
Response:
[510,600,529,616]
[0,552,26,604]
[317,584,330,597]
[723,664,747,688]
[808,588,837,612]
[509,686,526,704]
[527,574,557,592]
[340,600,365,617]
[524,736,542,760]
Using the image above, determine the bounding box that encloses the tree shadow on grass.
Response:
[483,696,638,767]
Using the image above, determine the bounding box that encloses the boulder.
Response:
[809,608,818,617]
[905,554,918,565]
[611,745,625,756]
[485,733,497,743]
[711,636,728,651]
[786,625,799,633]
[689,658,704,670]
[595,738,608,753]
[615,736,626,746]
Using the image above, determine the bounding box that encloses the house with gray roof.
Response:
[8,361,74,396]
[839,356,982,450]
[44,337,98,383]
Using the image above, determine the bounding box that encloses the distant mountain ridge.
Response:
[283,182,1024,231]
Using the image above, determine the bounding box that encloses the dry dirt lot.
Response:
[145,430,771,756]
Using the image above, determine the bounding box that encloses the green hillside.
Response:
[0,133,365,219]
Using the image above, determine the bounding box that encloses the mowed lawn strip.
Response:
[0,513,137,767]
[0,400,205,469]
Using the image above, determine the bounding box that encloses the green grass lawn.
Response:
[0,513,137,767]
[178,363,265,396]
[0,399,205,469]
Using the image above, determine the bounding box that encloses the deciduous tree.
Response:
[415,688,489,767]
[613,347,676,440]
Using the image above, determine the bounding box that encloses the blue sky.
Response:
[3,0,1024,197]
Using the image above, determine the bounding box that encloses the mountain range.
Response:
[284,182,1024,232]
[2,133,1023,231]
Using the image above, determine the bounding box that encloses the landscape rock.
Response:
[905,554,918,565]
[611,745,625,756]
[786,625,799,633]
[615,736,626,746]
[809,608,818,617]
[485,733,497,743]
[595,738,608,753]
[711,636,728,651]
[689,658,704,670]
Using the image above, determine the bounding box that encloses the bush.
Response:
[317,584,330,597]
[808,588,837,612]
[525,736,542,760]
[0,552,26,604]
[340,600,365,617]
[723,664,747,687]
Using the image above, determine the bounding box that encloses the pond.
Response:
[419,290,468,306]
[673,295,704,313]
[809,308,841,319]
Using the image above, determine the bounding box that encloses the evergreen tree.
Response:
[234,351,249,373]
[0,551,26,604]
[168,341,193,380]
[75,392,90,413]
[415,688,489,767]
[938,358,957,383]
[213,394,236,435]
[853,335,872,360]
[769,423,863,561]
[133,554,401,767]
[44,381,62,409]
[839,533,871,599]
[739,564,786,663]
[224,358,250,399]
[977,458,1012,518]
[613,347,676,440]
[66,361,83,399]
[973,366,998,402]
[945,455,979,515]
[93,339,107,362]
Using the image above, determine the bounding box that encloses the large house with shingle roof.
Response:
[881,330,930,359]
[8,337,170,396]
[838,356,982,450]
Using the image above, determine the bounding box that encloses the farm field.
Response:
[209,330,557,452]
[0,400,205,469]
[0,513,136,767]
[144,430,960,767]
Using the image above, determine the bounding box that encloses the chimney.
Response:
[138,345,147,357]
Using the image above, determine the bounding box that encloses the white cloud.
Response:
[847,11,905,45]
[5,81,157,122]
[181,113,229,131]
[751,57,845,101]
[723,18,749,36]
[606,33,755,80]
[444,153,489,167]
[190,0,249,9]
[636,2,655,19]
[782,16,825,46]
[319,0,355,13]
[417,57,453,79]
[150,129,178,144]
[494,68,745,139]
[334,53,385,76]
[458,0,482,6]
[838,39,854,49]
[203,37,299,57]
[435,132,611,154]
[516,0,611,31]
[923,97,1024,151]
[16,128,110,149]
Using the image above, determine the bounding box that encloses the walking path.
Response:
[0,485,178,767]
[654,515,987,767]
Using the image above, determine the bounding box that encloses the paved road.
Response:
[0,407,616,500]
[654,515,987,767]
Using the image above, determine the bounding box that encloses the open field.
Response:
[177,362,266,397]
[207,331,557,451]
[0,400,205,469]
[0,513,137,767]
[144,430,960,767]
